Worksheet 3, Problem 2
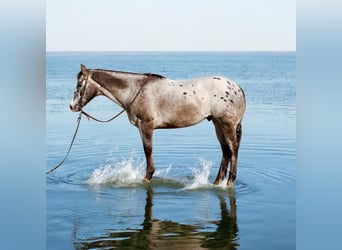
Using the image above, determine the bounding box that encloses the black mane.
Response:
[143,73,165,79]
[92,68,165,79]
[77,68,166,83]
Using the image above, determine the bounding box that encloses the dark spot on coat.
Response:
[183,92,187,95]
[224,99,227,102]
[179,84,183,87]
[213,77,221,80]
[234,91,237,95]
[238,88,241,92]
[227,87,231,90]
[220,97,224,99]
[230,99,234,104]
[227,80,231,85]
[225,91,229,95]
[193,90,196,95]
[214,94,217,97]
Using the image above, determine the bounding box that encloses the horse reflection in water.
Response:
[74,188,239,249]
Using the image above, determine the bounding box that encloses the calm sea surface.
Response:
[46,52,296,249]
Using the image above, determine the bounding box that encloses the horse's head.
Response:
[70,64,100,112]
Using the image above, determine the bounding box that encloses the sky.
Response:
[46,0,296,51]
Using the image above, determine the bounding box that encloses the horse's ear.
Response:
[81,64,89,75]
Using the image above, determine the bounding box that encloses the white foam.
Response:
[86,158,145,186]
[181,158,229,190]
[86,156,228,190]
[182,158,213,190]
[155,163,172,177]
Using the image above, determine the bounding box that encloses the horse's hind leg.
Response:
[213,119,232,185]
[213,120,242,187]
[138,120,155,182]
[226,122,242,187]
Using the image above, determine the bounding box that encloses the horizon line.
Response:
[46,49,296,53]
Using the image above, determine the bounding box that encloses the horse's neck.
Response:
[92,71,143,109]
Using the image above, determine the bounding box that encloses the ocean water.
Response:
[46,52,296,249]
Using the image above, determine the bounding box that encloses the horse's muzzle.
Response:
[69,103,80,112]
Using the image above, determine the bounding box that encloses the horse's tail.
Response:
[236,122,242,144]
[240,86,246,111]
[236,85,245,145]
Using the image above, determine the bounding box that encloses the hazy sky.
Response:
[46,0,296,51]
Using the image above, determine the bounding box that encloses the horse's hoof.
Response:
[214,179,223,185]
[143,178,151,183]
[227,180,234,188]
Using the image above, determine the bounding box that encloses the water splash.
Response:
[155,164,172,178]
[86,158,145,186]
[182,158,227,190]
[86,157,229,190]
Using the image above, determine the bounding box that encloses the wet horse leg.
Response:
[138,121,155,182]
[213,119,232,185]
[224,122,242,187]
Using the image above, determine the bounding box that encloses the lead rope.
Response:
[46,113,83,174]
[46,109,127,175]
[46,85,144,175]
[79,84,143,123]
[80,109,125,122]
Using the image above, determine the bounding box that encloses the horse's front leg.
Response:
[138,120,155,182]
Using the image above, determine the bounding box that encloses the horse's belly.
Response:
[155,97,210,129]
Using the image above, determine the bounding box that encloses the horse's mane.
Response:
[143,73,165,79]
[77,68,166,83]
[92,69,165,79]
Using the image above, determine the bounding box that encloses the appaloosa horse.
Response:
[70,64,246,187]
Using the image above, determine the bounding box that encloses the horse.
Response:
[70,64,246,187]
